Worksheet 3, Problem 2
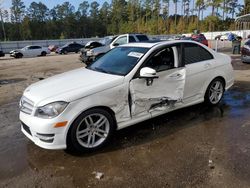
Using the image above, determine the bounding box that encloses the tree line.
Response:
[0,0,249,41]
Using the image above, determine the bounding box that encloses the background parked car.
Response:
[79,36,117,64]
[215,33,239,41]
[84,41,103,50]
[48,45,59,52]
[241,39,250,63]
[80,33,149,64]
[10,45,50,58]
[191,34,208,46]
[0,50,5,57]
[56,42,84,54]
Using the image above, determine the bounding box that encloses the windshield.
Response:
[99,36,117,46]
[88,46,149,76]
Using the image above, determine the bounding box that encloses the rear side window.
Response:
[136,35,149,41]
[29,46,41,49]
[184,43,213,64]
[129,36,136,42]
[34,46,41,49]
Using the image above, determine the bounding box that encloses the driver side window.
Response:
[144,46,176,72]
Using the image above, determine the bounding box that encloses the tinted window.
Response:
[143,47,176,72]
[34,46,41,49]
[129,36,136,42]
[136,35,149,41]
[184,43,213,64]
[28,46,41,49]
[88,47,149,76]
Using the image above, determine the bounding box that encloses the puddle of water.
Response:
[0,78,26,85]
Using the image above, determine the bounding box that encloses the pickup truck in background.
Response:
[79,33,150,64]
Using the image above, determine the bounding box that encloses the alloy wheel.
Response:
[76,113,110,148]
[209,80,224,104]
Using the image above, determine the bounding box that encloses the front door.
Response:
[129,45,186,118]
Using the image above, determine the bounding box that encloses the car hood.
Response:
[23,68,124,106]
[92,45,110,54]
[10,49,21,53]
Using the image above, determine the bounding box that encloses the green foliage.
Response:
[0,0,246,41]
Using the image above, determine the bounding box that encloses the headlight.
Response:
[86,49,94,56]
[35,101,68,119]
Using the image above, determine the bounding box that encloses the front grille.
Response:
[20,96,34,115]
[21,122,32,136]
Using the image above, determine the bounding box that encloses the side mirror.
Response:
[139,67,158,86]
[140,67,158,79]
[113,43,119,47]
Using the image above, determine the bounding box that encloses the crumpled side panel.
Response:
[129,68,186,116]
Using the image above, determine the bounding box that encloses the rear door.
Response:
[182,43,215,103]
[34,46,42,56]
[129,44,186,118]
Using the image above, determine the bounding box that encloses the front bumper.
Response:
[20,111,68,150]
[79,52,95,63]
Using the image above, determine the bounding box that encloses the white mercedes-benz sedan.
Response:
[19,40,234,152]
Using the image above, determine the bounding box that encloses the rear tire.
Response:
[41,51,47,56]
[204,78,225,105]
[66,108,115,153]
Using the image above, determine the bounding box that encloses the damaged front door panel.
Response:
[130,67,186,117]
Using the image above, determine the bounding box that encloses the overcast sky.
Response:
[1,0,245,18]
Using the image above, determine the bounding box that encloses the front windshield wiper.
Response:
[89,66,124,76]
[94,67,110,74]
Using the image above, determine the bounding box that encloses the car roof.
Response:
[121,40,202,48]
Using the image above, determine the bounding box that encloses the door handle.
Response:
[169,73,182,78]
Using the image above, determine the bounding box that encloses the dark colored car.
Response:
[56,42,84,54]
[241,39,250,63]
[0,50,5,57]
[191,34,208,46]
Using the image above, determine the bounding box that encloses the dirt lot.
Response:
[1,52,250,187]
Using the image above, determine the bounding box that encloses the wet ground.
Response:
[1,53,250,187]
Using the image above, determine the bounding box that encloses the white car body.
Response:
[10,45,50,58]
[19,41,234,150]
[220,34,229,41]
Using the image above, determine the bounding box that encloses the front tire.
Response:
[67,108,115,153]
[205,78,225,105]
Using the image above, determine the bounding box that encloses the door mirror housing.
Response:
[140,67,158,79]
[112,43,119,47]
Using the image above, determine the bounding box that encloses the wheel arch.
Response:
[211,76,226,89]
[66,106,117,135]
[204,75,226,92]
[65,105,117,149]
